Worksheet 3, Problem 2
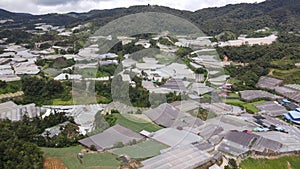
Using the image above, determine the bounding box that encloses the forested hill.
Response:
[0,0,300,35]
[191,0,300,35]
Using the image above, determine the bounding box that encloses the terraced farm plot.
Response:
[271,68,300,84]
[42,145,120,169]
[112,140,168,159]
[44,158,67,169]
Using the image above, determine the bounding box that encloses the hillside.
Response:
[0,0,300,35]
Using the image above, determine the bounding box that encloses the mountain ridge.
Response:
[0,0,299,35]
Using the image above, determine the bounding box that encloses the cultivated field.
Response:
[115,113,162,132]
[240,155,300,169]
[42,145,120,169]
[223,98,266,113]
[44,158,67,169]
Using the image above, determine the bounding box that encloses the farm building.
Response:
[143,103,203,128]
[149,127,203,147]
[42,104,106,134]
[160,78,188,93]
[78,124,144,151]
[240,90,282,102]
[256,76,282,90]
[188,82,214,95]
[0,101,41,121]
[170,100,200,114]
[274,87,300,104]
[189,123,224,145]
[254,101,288,117]
[140,144,213,169]
[206,115,256,132]
[200,103,243,115]
[218,131,282,157]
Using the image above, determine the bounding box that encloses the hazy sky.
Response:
[0,0,265,14]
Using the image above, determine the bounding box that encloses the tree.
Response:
[0,119,44,169]
[175,47,193,57]
[0,80,7,88]
[228,158,238,169]
[90,145,97,151]
[113,141,124,148]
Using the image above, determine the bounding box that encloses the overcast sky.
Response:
[0,0,265,14]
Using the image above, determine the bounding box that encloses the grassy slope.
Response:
[240,156,300,169]
[42,145,120,169]
[115,114,162,132]
[223,99,266,113]
[0,81,22,94]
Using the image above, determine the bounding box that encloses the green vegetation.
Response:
[109,40,145,56]
[271,68,300,84]
[112,140,168,159]
[42,145,120,169]
[0,112,80,169]
[95,80,113,103]
[20,75,72,106]
[182,57,208,76]
[240,156,300,169]
[175,47,193,57]
[270,56,297,70]
[195,107,209,120]
[158,37,174,46]
[129,76,151,107]
[51,98,74,105]
[0,138,43,169]
[116,113,162,132]
[104,111,162,133]
[219,35,300,90]
[216,31,237,41]
[149,92,188,108]
[195,50,218,56]
[98,64,118,77]
[3,0,300,37]
[0,80,22,94]
[0,29,33,45]
[223,99,265,113]
[228,93,240,98]
[36,57,75,69]
[246,30,273,38]
[225,158,238,169]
